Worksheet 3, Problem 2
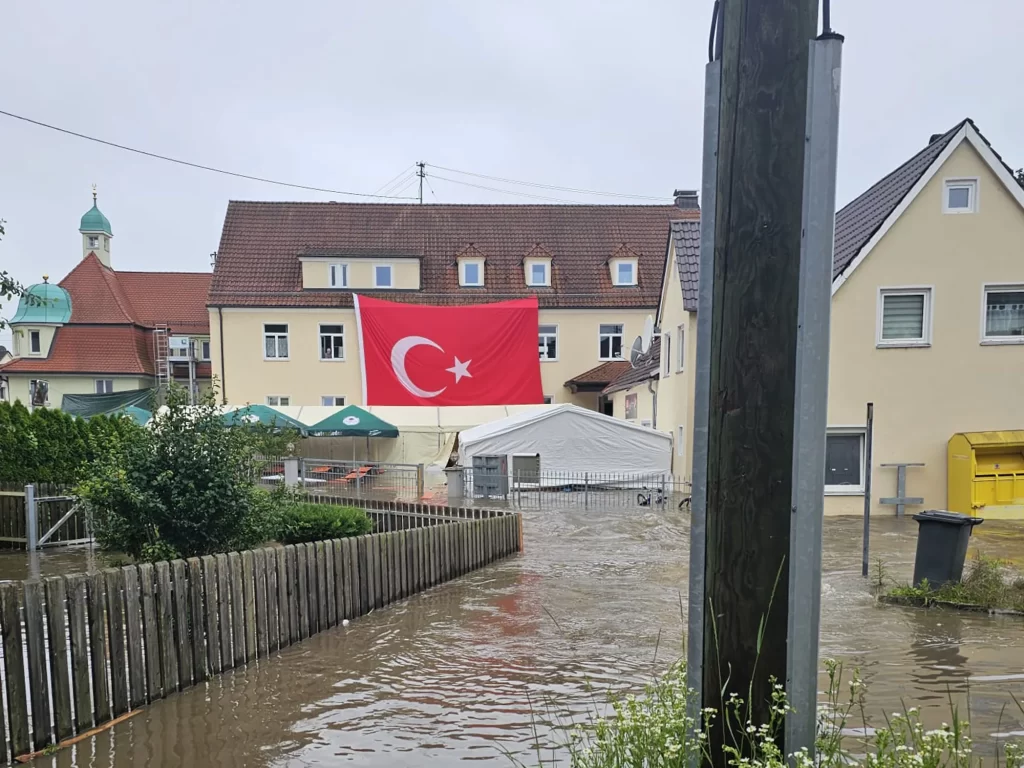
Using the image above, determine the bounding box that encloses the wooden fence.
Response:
[0,484,89,551]
[0,502,522,763]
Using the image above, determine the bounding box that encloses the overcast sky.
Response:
[2,0,1022,345]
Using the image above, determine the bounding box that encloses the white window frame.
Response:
[876,287,933,348]
[95,379,114,394]
[526,260,550,287]
[538,324,559,361]
[28,330,41,355]
[824,428,866,496]
[200,340,211,361]
[980,283,1024,345]
[677,425,686,459]
[266,395,291,407]
[662,331,672,378]
[321,395,346,407]
[329,263,349,288]
[676,324,686,372]
[942,178,979,214]
[87,235,99,249]
[598,323,625,361]
[263,323,290,360]
[612,259,638,286]
[542,395,554,405]
[318,323,346,361]
[460,260,484,287]
[373,264,393,288]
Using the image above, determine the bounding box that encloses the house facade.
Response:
[651,119,1024,516]
[0,194,213,408]
[208,198,700,409]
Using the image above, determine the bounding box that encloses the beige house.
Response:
[208,198,700,410]
[652,119,1024,516]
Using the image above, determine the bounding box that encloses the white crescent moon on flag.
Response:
[390,336,447,398]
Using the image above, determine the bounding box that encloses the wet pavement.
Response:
[24,508,1024,767]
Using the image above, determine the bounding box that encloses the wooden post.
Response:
[104,569,130,717]
[700,0,824,759]
[201,556,221,674]
[123,568,146,707]
[1,584,30,756]
[139,563,162,701]
[242,550,257,661]
[155,562,179,695]
[254,549,269,656]
[44,577,73,742]
[66,574,93,730]
[172,560,193,686]
[23,581,52,750]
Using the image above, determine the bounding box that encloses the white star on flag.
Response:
[446,357,472,384]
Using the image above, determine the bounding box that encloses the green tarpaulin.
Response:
[61,388,155,419]
[307,405,399,437]
[222,404,308,434]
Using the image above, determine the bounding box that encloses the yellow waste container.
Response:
[948,431,1024,519]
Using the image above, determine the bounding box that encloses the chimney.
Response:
[673,189,699,209]
[928,133,944,144]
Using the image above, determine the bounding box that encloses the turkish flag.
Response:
[355,295,544,406]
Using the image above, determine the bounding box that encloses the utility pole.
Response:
[416,161,425,204]
[686,0,843,762]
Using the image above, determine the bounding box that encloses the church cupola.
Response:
[80,186,113,266]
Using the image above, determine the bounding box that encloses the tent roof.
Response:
[307,405,399,437]
[222,404,308,433]
[460,403,670,446]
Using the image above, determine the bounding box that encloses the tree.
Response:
[1,219,26,331]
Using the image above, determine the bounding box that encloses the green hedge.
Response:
[0,401,141,484]
[276,503,374,545]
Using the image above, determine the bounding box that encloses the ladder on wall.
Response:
[153,325,171,396]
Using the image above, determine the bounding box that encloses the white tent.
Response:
[458,404,671,480]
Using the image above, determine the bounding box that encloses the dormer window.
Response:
[460,260,484,287]
[527,261,550,287]
[943,178,978,214]
[330,263,349,288]
[87,235,99,249]
[29,330,41,355]
[612,259,638,286]
[374,264,393,288]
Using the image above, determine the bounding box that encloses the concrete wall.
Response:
[825,140,1024,516]
[610,381,656,426]
[4,374,154,408]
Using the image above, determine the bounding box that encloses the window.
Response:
[599,324,624,360]
[374,264,393,288]
[527,262,550,287]
[982,285,1024,342]
[87,235,99,249]
[329,263,349,288]
[542,395,554,405]
[263,323,289,359]
[103,236,109,251]
[943,178,978,214]
[613,261,637,286]
[319,324,345,360]
[624,393,638,420]
[200,340,211,361]
[29,331,41,354]
[95,379,114,394]
[677,426,686,459]
[677,325,686,371]
[663,331,672,377]
[29,380,48,407]
[538,324,558,361]
[825,431,865,494]
[321,395,346,407]
[878,288,931,347]
[460,261,484,287]
[266,395,290,406]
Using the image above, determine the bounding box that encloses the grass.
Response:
[884,554,1024,613]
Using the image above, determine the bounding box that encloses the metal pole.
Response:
[784,32,844,755]
[686,55,721,726]
[862,403,874,578]
[584,472,589,508]
[25,483,38,551]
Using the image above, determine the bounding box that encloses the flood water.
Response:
[25,507,1024,767]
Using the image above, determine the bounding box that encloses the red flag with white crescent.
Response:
[354,295,544,406]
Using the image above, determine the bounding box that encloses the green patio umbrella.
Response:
[113,405,152,425]
[307,405,399,437]
[222,404,308,434]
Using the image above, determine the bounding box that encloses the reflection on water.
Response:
[28,510,1024,767]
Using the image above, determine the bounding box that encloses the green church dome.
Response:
[10,282,73,324]
[80,201,112,235]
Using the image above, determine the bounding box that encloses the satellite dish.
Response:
[641,315,655,353]
[629,336,645,368]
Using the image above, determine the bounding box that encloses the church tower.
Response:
[80,186,113,267]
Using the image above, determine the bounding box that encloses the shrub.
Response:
[276,503,373,544]
[78,385,284,561]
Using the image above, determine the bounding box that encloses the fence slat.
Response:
[278,547,293,647]
[104,569,129,717]
[1,584,29,757]
[324,541,337,627]
[201,556,221,674]
[154,562,179,695]
[333,539,347,621]
[139,563,162,701]
[215,554,231,670]
[172,560,192,687]
[343,537,357,619]
[295,545,310,639]
[228,552,246,667]
[242,550,257,662]
[86,573,112,724]
[356,536,369,616]
[303,543,318,635]
[268,548,281,651]
[187,559,207,683]
[401,530,411,598]
[44,577,73,742]
[368,535,381,610]
[66,574,92,731]
[379,533,391,606]
[123,567,146,708]
[23,581,52,751]
[254,549,268,657]
[316,541,328,631]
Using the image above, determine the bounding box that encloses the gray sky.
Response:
[2,0,1022,346]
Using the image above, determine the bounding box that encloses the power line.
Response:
[372,164,415,196]
[429,174,585,204]
[424,175,439,201]
[426,163,670,201]
[0,108,418,200]
[377,170,417,197]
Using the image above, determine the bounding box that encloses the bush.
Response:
[78,385,285,561]
[276,503,373,544]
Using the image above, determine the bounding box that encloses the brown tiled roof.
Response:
[210,202,699,309]
[0,326,156,375]
[564,360,631,389]
[604,337,660,394]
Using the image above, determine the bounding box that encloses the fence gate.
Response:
[0,483,92,550]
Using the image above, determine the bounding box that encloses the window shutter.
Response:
[882,294,925,340]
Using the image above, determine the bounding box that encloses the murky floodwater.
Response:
[26,508,1024,767]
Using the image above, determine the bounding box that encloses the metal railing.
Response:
[256,457,425,503]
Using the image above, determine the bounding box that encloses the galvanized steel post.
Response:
[25,483,38,551]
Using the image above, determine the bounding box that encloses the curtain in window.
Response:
[986,291,1024,337]
[882,294,924,339]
